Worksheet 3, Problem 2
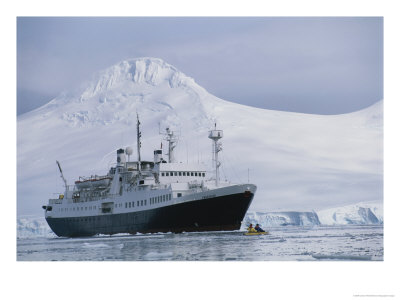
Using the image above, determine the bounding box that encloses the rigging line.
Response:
[221,150,243,184]
[219,155,228,182]
[223,153,235,183]
[232,150,247,183]
[100,148,119,165]
[217,151,227,182]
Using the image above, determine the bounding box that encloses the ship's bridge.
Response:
[155,163,207,184]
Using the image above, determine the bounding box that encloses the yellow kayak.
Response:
[244,231,269,236]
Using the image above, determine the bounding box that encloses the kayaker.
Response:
[255,224,265,232]
[247,223,257,233]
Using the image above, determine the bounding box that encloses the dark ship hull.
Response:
[46,191,254,237]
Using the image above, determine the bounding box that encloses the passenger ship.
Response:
[42,116,257,237]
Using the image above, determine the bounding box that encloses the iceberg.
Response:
[241,201,383,229]
[316,201,383,225]
[17,216,55,239]
[242,211,321,229]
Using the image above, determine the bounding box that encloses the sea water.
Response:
[17,225,383,261]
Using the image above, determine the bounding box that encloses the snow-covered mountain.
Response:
[17,57,383,217]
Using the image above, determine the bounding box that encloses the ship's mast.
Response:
[160,127,178,163]
[136,113,142,173]
[208,123,223,186]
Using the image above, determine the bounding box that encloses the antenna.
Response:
[185,139,189,163]
[136,113,142,173]
[56,160,67,188]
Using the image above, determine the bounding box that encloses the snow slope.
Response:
[17,57,383,216]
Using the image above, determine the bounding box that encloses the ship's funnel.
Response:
[154,149,163,163]
[117,148,126,166]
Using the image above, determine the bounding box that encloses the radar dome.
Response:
[125,147,133,156]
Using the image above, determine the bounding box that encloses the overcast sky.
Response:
[17,17,383,115]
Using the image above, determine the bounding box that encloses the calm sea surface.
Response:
[17,225,383,261]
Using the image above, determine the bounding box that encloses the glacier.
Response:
[17,57,383,217]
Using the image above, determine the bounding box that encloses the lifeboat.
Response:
[75,176,112,189]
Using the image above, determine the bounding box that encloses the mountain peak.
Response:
[80,57,201,100]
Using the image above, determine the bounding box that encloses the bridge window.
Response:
[161,172,165,176]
